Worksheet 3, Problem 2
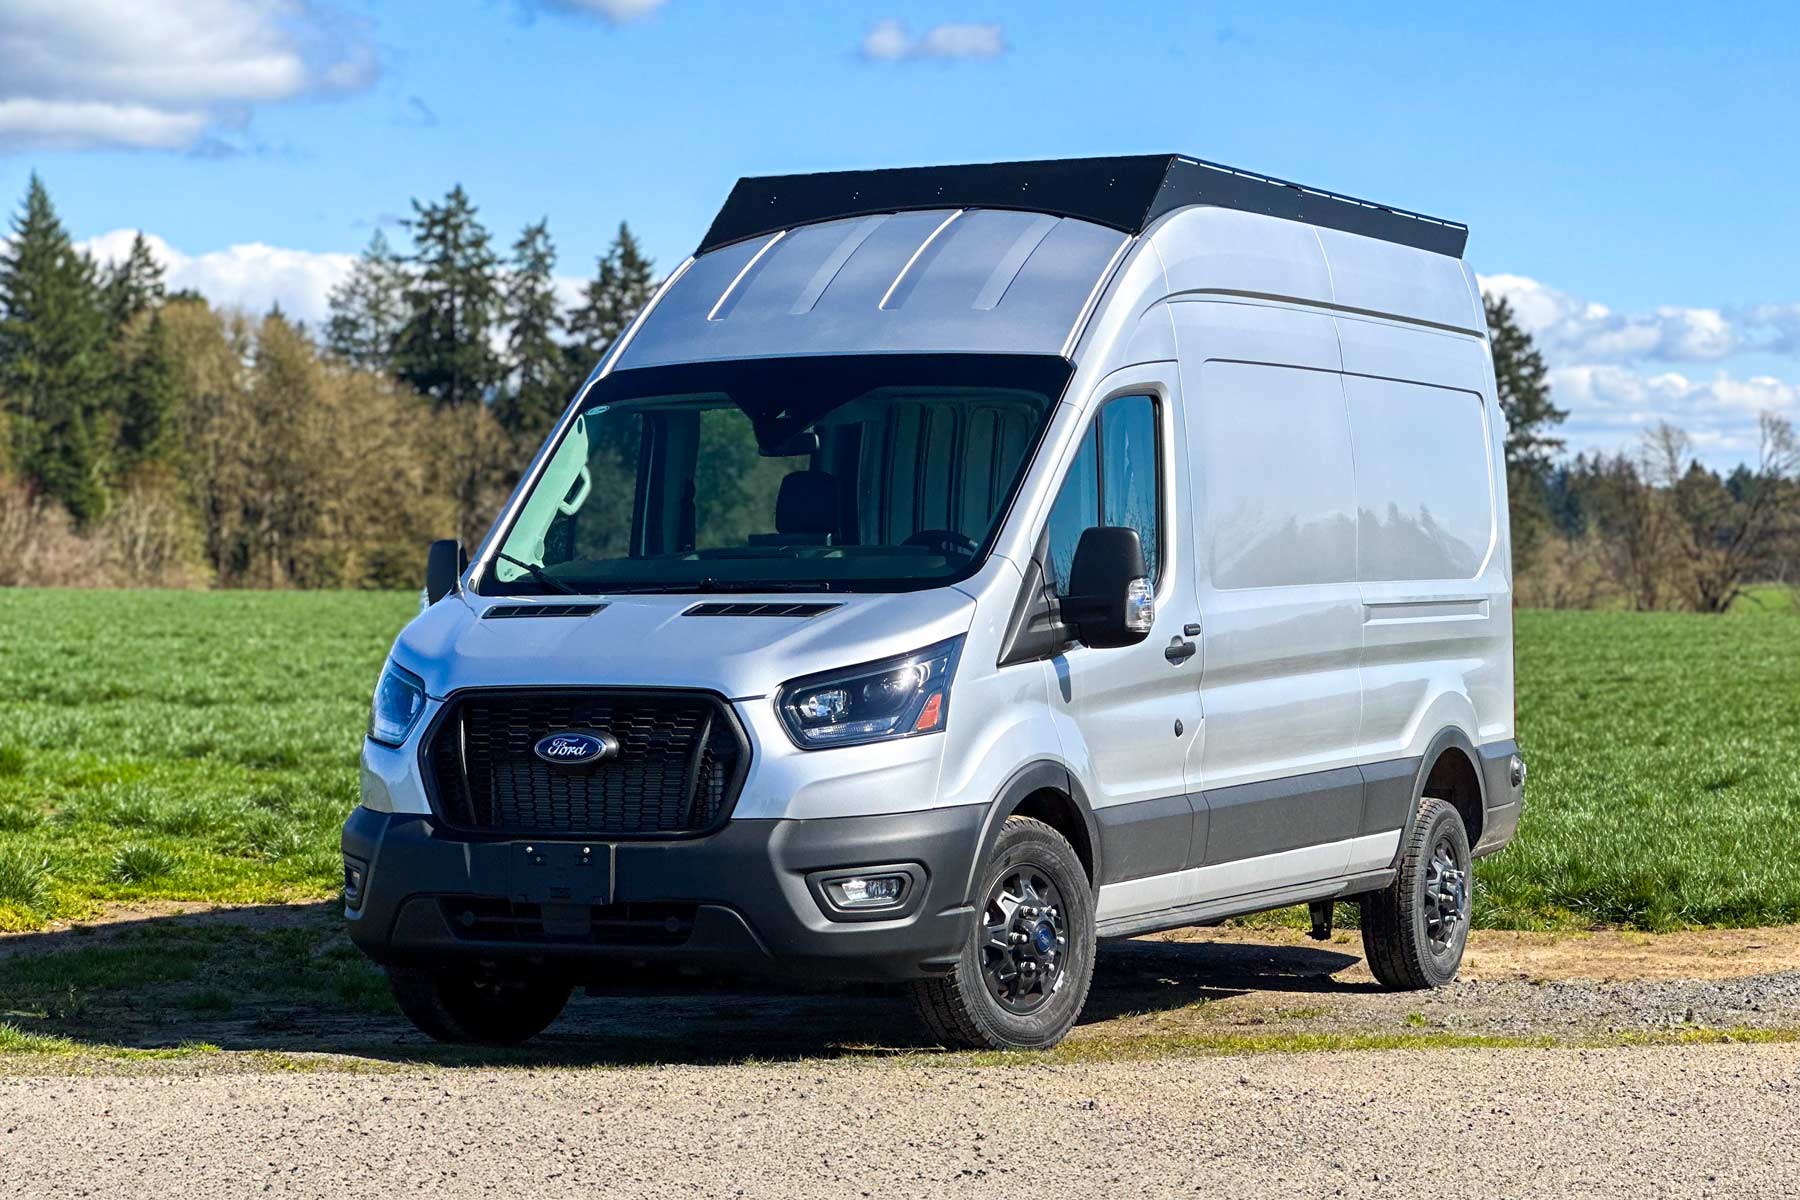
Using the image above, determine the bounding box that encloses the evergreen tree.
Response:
[1486,293,1568,567]
[1485,293,1568,473]
[325,229,409,372]
[0,175,111,522]
[116,312,183,470]
[494,219,566,443]
[565,222,654,389]
[101,232,166,331]
[393,186,501,407]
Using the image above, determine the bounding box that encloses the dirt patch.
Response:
[1146,922,1800,982]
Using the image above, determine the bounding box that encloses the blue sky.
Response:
[3,1,1797,467]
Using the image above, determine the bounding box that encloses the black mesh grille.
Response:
[424,689,748,837]
[439,898,697,945]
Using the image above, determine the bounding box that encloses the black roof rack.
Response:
[698,154,1468,259]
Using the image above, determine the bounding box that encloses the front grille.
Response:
[423,689,748,837]
[440,898,697,945]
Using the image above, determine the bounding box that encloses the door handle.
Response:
[1163,637,1196,665]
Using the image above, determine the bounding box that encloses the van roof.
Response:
[699,154,1469,260]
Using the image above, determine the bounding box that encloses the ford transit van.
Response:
[344,155,1526,1051]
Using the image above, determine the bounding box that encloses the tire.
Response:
[910,816,1096,1051]
[1361,796,1473,990]
[386,967,572,1045]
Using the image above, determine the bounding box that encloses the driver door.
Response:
[1039,369,1204,904]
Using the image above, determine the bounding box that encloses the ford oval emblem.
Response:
[532,730,619,766]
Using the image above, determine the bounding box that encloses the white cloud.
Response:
[1475,273,1800,467]
[0,0,378,153]
[0,99,210,152]
[860,20,1007,61]
[531,0,667,24]
[77,228,598,337]
[1478,273,1741,363]
[1550,363,1799,465]
[81,229,356,328]
[1742,303,1800,355]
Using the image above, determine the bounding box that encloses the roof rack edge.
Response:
[697,154,1468,259]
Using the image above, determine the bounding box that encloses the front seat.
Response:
[749,469,838,546]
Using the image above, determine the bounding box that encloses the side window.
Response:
[1043,394,1160,595]
[1044,424,1098,594]
[1100,395,1160,586]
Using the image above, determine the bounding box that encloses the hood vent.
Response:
[483,603,609,620]
[683,601,839,619]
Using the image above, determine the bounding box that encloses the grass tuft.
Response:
[0,849,52,912]
[109,844,178,885]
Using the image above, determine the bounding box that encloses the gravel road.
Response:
[4,1043,1796,1199]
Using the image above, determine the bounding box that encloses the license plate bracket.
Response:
[508,842,614,907]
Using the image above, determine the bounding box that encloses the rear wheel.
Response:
[1360,796,1472,990]
[387,967,572,1045]
[910,816,1096,1051]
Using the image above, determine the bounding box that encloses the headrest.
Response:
[775,469,837,536]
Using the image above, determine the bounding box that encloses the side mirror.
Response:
[425,538,467,605]
[1062,527,1154,648]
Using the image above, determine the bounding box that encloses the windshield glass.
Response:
[482,354,1072,595]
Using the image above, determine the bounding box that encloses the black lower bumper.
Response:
[1474,739,1525,857]
[341,804,985,983]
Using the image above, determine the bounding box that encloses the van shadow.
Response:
[0,903,1365,1067]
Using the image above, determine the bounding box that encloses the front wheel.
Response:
[386,967,572,1045]
[910,816,1096,1051]
[1360,796,1473,990]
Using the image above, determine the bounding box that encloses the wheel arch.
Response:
[961,760,1100,904]
[1395,727,1487,863]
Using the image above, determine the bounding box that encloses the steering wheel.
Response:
[903,528,979,555]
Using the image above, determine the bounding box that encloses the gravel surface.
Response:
[3,1044,1796,1199]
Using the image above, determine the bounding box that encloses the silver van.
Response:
[344,155,1525,1051]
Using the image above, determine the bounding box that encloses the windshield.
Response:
[482,354,1072,595]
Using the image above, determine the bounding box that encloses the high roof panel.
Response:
[617,210,1129,369]
[700,154,1469,259]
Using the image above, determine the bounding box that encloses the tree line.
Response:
[0,175,653,587]
[1489,296,1800,612]
[0,172,1795,606]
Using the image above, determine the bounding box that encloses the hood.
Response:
[390,587,978,701]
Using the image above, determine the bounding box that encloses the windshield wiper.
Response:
[494,552,579,595]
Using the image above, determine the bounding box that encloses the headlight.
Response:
[368,661,427,746]
[777,638,963,749]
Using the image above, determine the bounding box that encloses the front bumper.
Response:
[341,804,985,983]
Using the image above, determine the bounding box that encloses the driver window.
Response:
[1043,394,1160,596]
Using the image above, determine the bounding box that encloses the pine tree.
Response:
[101,232,165,331]
[393,186,502,408]
[564,221,655,390]
[0,175,111,523]
[1486,293,1570,569]
[325,229,410,372]
[1485,294,1567,472]
[494,219,567,443]
[116,311,183,471]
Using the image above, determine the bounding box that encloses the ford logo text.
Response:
[532,730,619,766]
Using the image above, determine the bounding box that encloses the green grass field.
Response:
[0,588,1797,933]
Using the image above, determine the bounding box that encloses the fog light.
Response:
[825,875,907,909]
[343,856,367,911]
[1509,755,1527,790]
